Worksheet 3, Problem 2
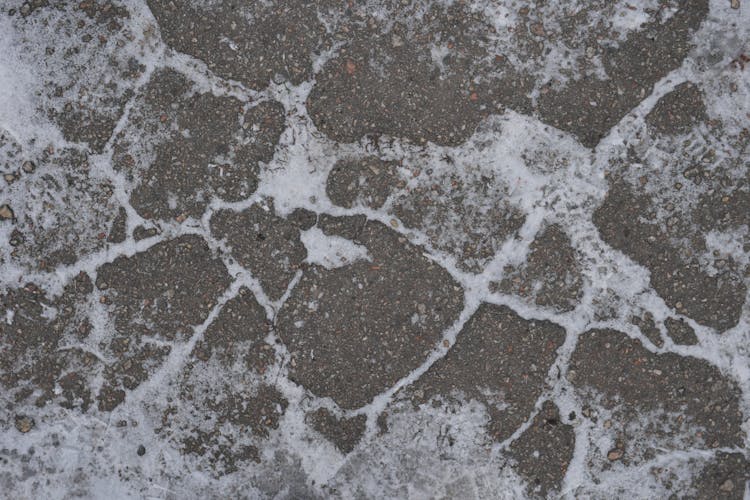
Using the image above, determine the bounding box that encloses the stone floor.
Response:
[0,0,749,498]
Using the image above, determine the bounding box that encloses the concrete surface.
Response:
[0,0,749,498]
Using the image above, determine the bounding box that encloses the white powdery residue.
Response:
[0,17,64,151]
[1,0,748,497]
[468,0,514,31]
[573,447,729,498]
[704,226,750,270]
[559,389,732,498]
[254,80,361,217]
[694,1,750,134]
[39,303,58,321]
[328,399,529,499]
[258,379,351,488]
[300,227,371,269]
[603,0,665,36]
[430,44,451,77]
[471,0,671,92]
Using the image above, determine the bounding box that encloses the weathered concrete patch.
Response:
[508,400,575,499]
[5,149,122,269]
[645,82,708,136]
[327,392,521,498]
[146,0,328,90]
[630,312,664,348]
[9,0,141,152]
[132,224,160,241]
[695,174,750,234]
[307,408,366,454]
[211,203,308,301]
[94,235,231,410]
[158,286,285,475]
[114,69,285,220]
[393,171,525,273]
[569,329,744,450]
[277,215,464,409]
[193,286,274,372]
[307,1,708,149]
[688,452,750,499]
[307,2,525,147]
[97,342,170,412]
[401,303,566,442]
[96,235,231,340]
[166,381,288,474]
[107,207,128,244]
[326,152,526,273]
[0,273,97,412]
[326,156,400,210]
[664,317,699,346]
[593,180,746,332]
[493,224,584,312]
[534,1,709,147]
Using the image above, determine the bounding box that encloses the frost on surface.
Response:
[0,0,749,498]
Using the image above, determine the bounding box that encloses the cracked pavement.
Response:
[0,0,749,498]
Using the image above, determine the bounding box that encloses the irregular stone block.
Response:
[569,329,744,449]
[403,303,566,442]
[494,224,584,312]
[277,216,464,409]
[211,203,307,301]
[508,400,575,499]
[115,69,285,220]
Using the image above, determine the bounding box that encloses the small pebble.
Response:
[14,415,34,433]
[0,204,14,220]
[719,479,734,492]
[137,445,146,456]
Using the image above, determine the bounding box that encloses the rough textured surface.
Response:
[534,0,710,147]
[114,69,285,220]
[8,0,141,153]
[570,329,744,449]
[326,157,399,210]
[494,224,584,312]
[307,2,502,146]
[593,180,747,332]
[210,203,307,301]
[664,317,699,346]
[631,312,664,348]
[687,452,750,500]
[160,287,283,474]
[94,235,231,410]
[401,303,566,442]
[193,286,274,368]
[1,0,748,497]
[0,274,96,411]
[277,216,464,409]
[5,149,122,269]
[508,400,575,499]
[147,0,328,90]
[645,82,708,136]
[96,235,231,340]
[392,171,526,273]
[307,408,367,454]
